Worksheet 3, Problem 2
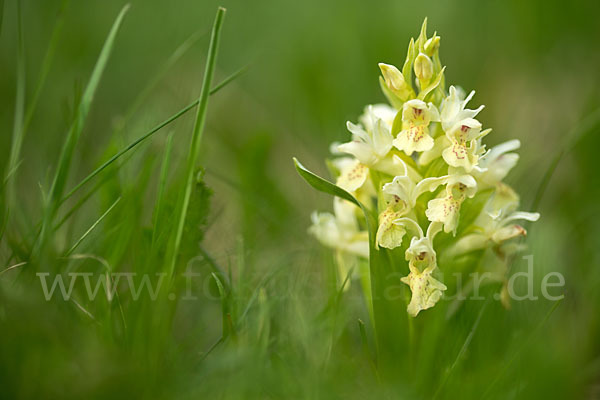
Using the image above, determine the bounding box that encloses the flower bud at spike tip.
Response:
[379,63,411,100]
[414,53,434,83]
[424,35,440,57]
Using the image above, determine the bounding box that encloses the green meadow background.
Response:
[1,0,600,398]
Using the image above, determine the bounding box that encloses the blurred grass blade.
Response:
[358,319,379,381]
[433,299,489,399]
[21,0,70,138]
[4,0,26,211]
[531,107,600,211]
[4,0,68,233]
[210,63,248,93]
[167,7,226,280]
[34,4,130,257]
[211,272,233,338]
[60,65,246,204]
[151,132,174,248]
[65,197,121,256]
[114,30,206,134]
[484,299,562,398]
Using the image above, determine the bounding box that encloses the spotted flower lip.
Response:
[401,265,447,317]
[333,157,369,193]
[392,99,440,155]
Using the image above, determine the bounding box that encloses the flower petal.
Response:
[375,207,407,249]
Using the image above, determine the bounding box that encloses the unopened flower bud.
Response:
[378,63,411,100]
[414,53,434,83]
[424,35,440,57]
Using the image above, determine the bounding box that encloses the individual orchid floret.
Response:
[376,157,448,249]
[402,264,447,317]
[338,105,394,166]
[448,184,540,256]
[400,221,447,316]
[376,208,409,249]
[310,198,369,282]
[359,104,397,129]
[426,174,477,234]
[440,85,484,133]
[378,63,414,102]
[381,156,448,213]
[442,119,490,171]
[471,139,520,188]
[392,99,440,155]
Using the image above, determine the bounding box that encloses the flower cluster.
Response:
[309,20,540,316]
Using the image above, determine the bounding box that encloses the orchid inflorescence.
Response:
[308,19,540,317]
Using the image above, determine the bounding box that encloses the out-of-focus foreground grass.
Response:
[1,0,600,398]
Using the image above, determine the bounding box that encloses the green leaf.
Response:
[293,158,363,210]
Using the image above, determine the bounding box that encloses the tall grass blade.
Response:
[433,299,489,399]
[33,4,130,257]
[151,132,174,248]
[167,7,226,280]
[531,107,600,211]
[3,0,25,228]
[60,65,246,204]
[483,299,562,398]
[113,29,206,135]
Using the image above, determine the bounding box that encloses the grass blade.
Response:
[531,107,600,211]
[433,299,489,399]
[60,65,247,204]
[483,299,563,398]
[112,29,206,136]
[167,7,226,280]
[4,0,26,215]
[151,132,174,248]
[65,197,121,256]
[34,4,130,257]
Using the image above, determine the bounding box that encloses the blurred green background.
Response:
[1,0,600,398]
